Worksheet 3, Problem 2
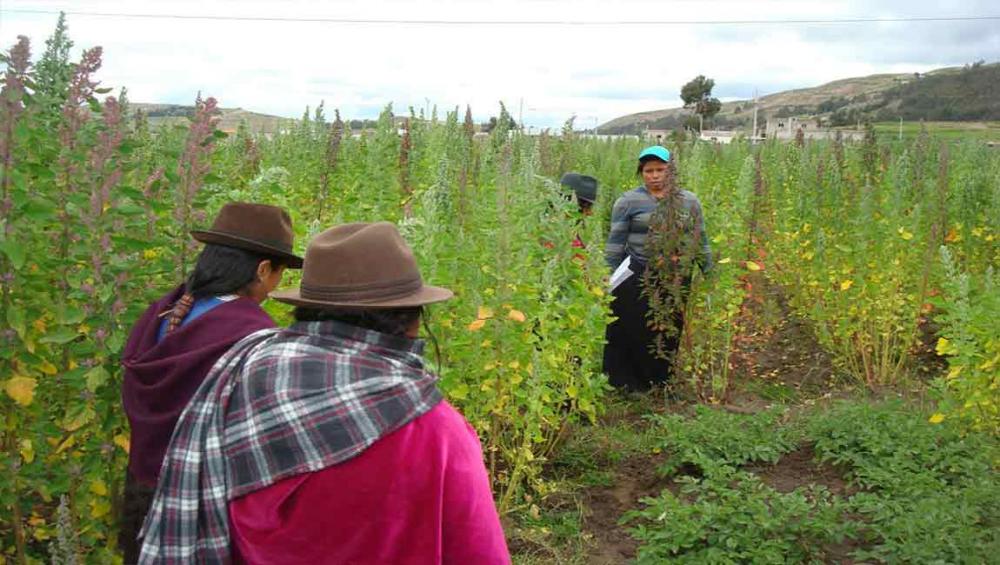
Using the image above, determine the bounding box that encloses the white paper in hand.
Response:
[609,256,633,292]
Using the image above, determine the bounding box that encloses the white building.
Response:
[764,117,864,142]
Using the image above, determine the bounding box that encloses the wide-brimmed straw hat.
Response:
[271,222,453,309]
[190,202,303,268]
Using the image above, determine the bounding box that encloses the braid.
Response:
[157,244,284,336]
[163,293,195,335]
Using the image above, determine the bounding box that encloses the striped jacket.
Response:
[605,186,713,272]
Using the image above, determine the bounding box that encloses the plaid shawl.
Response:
[137,320,443,564]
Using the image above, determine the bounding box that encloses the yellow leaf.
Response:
[114,434,130,454]
[27,515,45,527]
[90,479,108,497]
[63,407,94,432]
[898,227,913,241]
[928,413,945,424]
[32,318,46,334]
[508,360,520,370]
[935,337,953,356]
[590,286,604,297]
[440,318,453,329]
[56,434,76,454]
[716,257,731,264]
[467,319,487,332]
[449,383,469,401]
[745,260,762,271]
[946,365,964,380]
[39,360,58,375]
[840,280,854,291]
[19,439,34,463]
[89,498,111,519]
[4,376,37,406]
[566,385,578,399]
[507,309,526,323]
[476,306,494,320]
[143,248,159,260]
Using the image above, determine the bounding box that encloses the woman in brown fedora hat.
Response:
[118,202,302,563]
[138,222,510,564]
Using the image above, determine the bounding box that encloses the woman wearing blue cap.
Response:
[603,146,712,392]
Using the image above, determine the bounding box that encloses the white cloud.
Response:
[1,0,996,128]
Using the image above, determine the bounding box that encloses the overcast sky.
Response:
[1,0,998,128]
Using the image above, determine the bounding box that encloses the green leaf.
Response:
[20,197,57,221]
[27,162,56,180]
[6,306,26,337]
[117,202,146,215]
[0,241,26,270]
[39,327,79,345]
[58,306,86,325]
[85,366,110,392]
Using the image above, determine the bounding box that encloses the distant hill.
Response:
[600,62,1000,134]
[131,103,293,134]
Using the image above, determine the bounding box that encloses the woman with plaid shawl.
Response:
[138,222,510,564]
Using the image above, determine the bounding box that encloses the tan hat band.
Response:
[299,276,424,303]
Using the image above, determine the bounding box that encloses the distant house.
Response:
[699,130,738,144]
[644,129,672,143]
[765,117,864,142]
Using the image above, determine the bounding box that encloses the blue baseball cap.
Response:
[638,145,671,162]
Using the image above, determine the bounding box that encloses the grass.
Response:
[508,391,1000,564]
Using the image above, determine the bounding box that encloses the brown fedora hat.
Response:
[190,202,304,268]
[271,222,453,309]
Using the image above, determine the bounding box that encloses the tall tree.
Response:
[680,75,722,131]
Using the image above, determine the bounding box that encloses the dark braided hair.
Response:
[163,244,288,334]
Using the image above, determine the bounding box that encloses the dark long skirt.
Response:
[118,471,156,564]
[603,261,685,392]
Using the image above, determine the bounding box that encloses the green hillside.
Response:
[601,62,1000,134]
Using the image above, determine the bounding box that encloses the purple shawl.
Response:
[121,285,275,486]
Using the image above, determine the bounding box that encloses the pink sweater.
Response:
[229,402,511,564]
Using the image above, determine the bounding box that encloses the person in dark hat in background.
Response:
[138,222,510,564]
[560,172,598,217]
[119,202,302,563]
[559,172,599,258]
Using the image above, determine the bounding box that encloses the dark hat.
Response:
[271,222,453,309]
[190,202,303,268]
[560,173,598,204]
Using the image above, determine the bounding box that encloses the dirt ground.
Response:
[577,279,852,564]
